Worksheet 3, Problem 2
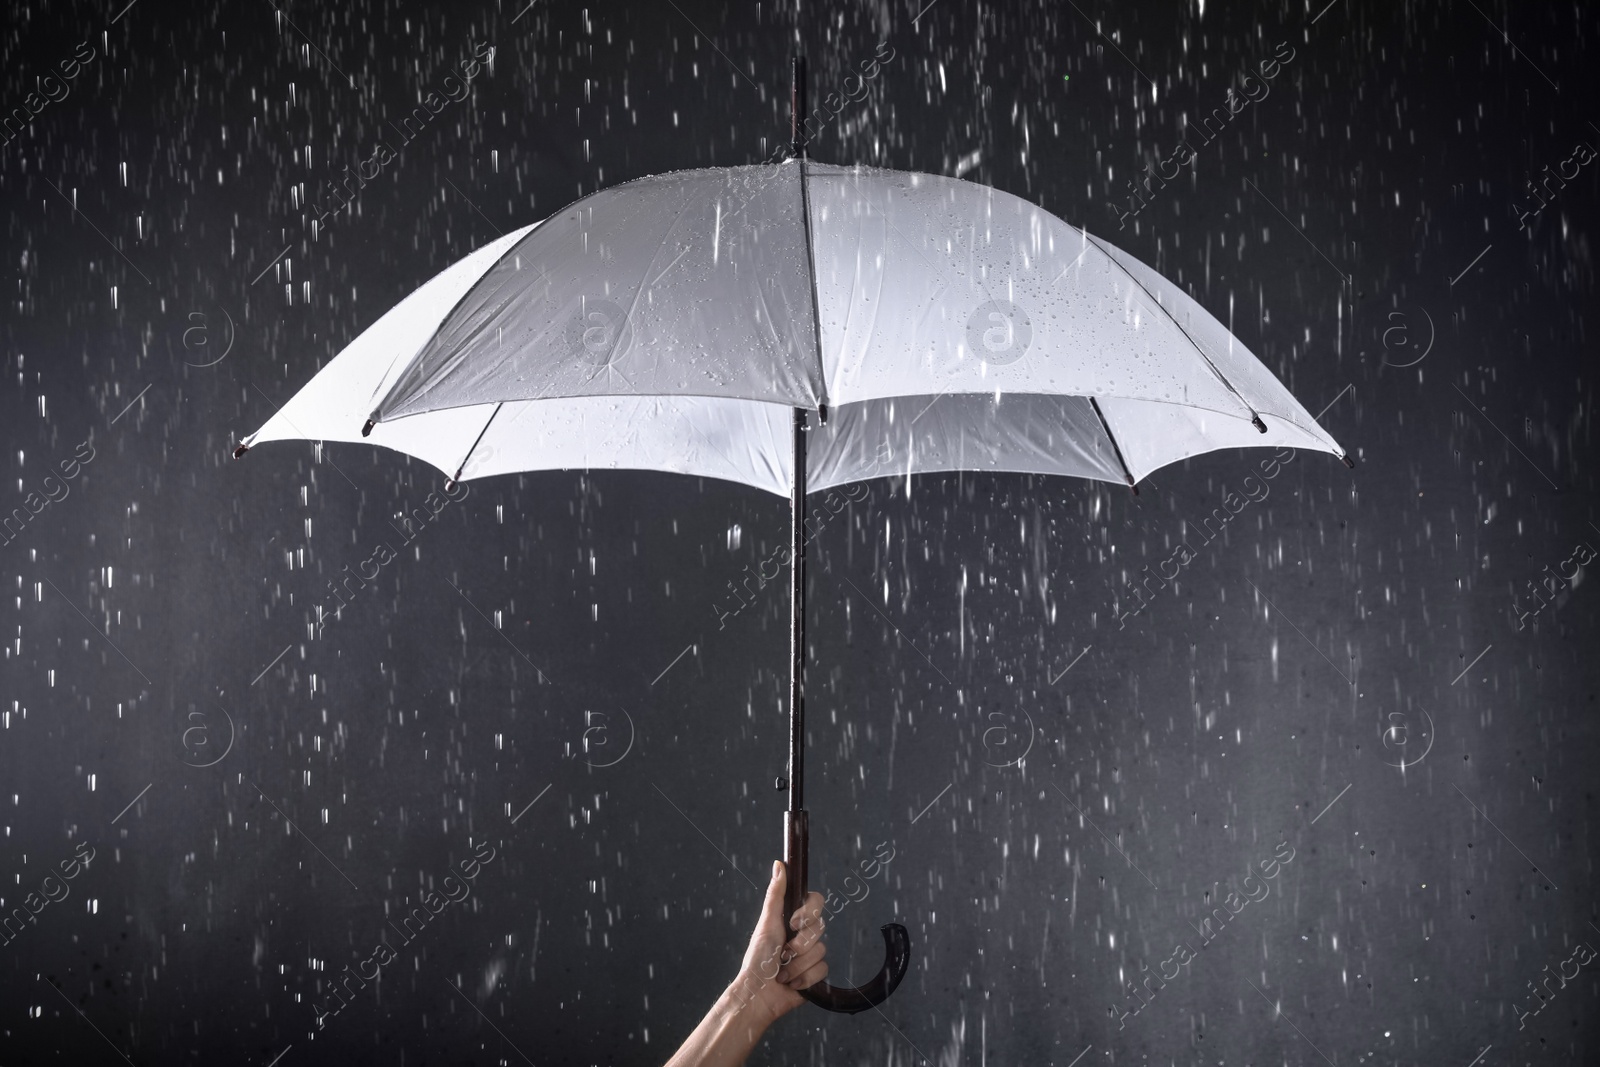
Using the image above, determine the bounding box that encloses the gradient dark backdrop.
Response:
[1,0,1595,1063]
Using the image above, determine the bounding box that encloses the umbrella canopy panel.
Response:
[808,392,1341,490]
[805,162,1336,450]
[808,393,1127,489]
[240,222,539,473]
[373,164,826,422]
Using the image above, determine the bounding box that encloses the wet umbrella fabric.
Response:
[235,154,1348,1014]
[237,160,1347,490]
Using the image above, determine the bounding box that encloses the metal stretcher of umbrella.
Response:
[235,59,1350,1013]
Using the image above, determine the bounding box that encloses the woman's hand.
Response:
[730,860,828,1025]
[662,861,829,1067]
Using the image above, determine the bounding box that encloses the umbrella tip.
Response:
[444,478,457,492]
[1341,453,1356,469]
[1125,474,1139,497]
[818,404,828,425]
[1252,414,1268,434]
[232,442,250,459]
[361,418,375,438]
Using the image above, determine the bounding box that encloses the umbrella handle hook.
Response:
[784,811,912,1014]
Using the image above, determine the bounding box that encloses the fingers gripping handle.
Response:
[784,811,912,1015]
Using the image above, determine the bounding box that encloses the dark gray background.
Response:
[1,0,1594,1063]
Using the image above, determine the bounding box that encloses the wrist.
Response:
[723,970,781,1031]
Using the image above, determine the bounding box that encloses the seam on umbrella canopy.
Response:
[1085,232,1262,427]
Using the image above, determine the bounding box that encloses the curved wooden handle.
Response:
[796,922,911,1014]
[784,811,912,1014]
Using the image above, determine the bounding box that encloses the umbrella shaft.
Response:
[788,407,807,814]
[785,59,812,924]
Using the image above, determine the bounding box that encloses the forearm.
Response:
[662,979,777,1067]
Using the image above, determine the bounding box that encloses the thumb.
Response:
[761,860,787,923]
[748,862,789,981]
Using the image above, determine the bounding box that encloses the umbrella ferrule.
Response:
[790,57,808,158]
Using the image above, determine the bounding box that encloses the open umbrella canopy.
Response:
[236,158,1348,495]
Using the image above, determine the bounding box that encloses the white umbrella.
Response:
[236,59,1348,1014]
[236,160,1348,494]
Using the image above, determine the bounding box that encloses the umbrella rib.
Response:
[451,402,505,481]
[1087,397,1138,490]
[1084,233,1267,431]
